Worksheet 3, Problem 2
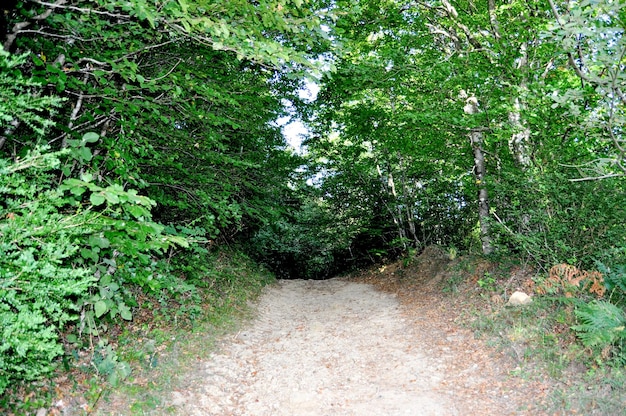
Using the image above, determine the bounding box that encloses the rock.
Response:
[507,291,532,306]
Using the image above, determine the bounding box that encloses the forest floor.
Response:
[92,246,561,415]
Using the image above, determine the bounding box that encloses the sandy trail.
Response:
[169,278,528,415]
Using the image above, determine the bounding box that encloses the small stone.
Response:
[36,408,47,416]
[507,291,532,306]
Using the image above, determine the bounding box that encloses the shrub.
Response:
[0,145,187,394]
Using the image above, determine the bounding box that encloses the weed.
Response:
[464,266,626,415]
[0,249,273,415]
[477,271,497,292]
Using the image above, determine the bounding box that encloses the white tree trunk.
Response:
[463,93,494,255]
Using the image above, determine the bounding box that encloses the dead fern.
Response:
[536,264,605,298]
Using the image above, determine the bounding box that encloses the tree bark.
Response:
[508,95,531,167]
[376,164,407,249]
[470,130,493,255]
[464,94,494,255]
[508,40,532,167]
[398,154,420,247]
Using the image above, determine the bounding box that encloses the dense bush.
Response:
[249,198,361,279]
[0,0,314,395]
[490,169,626,270]
[0,146,187,394]
[489,168,626,363]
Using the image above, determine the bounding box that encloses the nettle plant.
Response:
[0,142,188,393]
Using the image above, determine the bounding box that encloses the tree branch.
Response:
[569,173,625,182]
[28,0,129,19]
[115,38,180,63]
[147,183,201,203]
[147,59,182,82]
[3,0,67,51]
[61,73,89,148]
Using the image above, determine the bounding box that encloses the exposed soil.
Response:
[150,248,548,415]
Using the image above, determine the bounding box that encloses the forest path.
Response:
[168,277,540,415]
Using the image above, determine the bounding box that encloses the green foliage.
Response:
[91,340,132,387]
[5,0,311,240]
[3,0,626,401]
[0,145,187,394]
[599,262,626,304]
[89,248,274,415]
[491,170,626,269]
[249,197,362,279]
[1,0,319,398]
[477,272,497,292]
[0,148,93,392]
[305,0,626,275]
[572,300,626,362]
[546,0,626,178]
[0,50,64,135]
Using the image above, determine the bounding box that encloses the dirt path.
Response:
[168,278,538,415]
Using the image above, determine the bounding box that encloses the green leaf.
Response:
[82,132,100,144]
[88,235,111,249]
[163,235,189,248]
[104,191,120,204]
[65,139,80,148]
[80,248,98,262]
[90,193,106,206]
[119,304,132,321]
[125,204,149,219]
[94,300,108,318]
[76,146,92,162]
[32,55,44,67]
[81,173,94,182]
[573,300,626,348]
[69,186,86,197]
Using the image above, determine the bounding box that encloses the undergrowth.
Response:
[453,256,626,415]
[0,249,274,415]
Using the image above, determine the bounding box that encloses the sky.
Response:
[282,120,309,151]
[279,79,320,153]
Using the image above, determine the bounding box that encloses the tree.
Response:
[0,0,329,393]
[1,0,327,233]
[547,0,626,180]
[305,0,625,268]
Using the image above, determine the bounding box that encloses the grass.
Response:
[6,246,626,415]
[96,313,241,414]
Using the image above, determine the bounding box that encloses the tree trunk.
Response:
[398,154,420,248]
[464,94,494,255]
[509,43,531,167]
[470,130,493,255]
[508,96,531,167]
[376,164,407,249]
